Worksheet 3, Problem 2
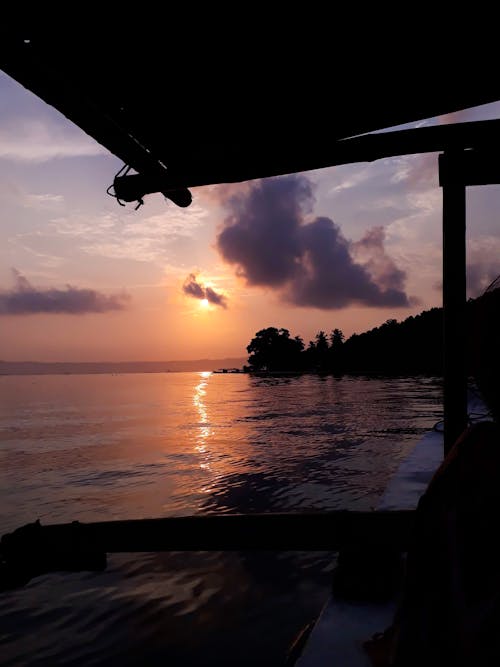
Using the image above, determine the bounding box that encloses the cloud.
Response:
[49,207,208,265]
[216,175,411,309]
[182,273,227,308]
[0,72,107,162]
[0,119,107,162]
[467,236,500,297]
[430,236,500,297]
[352,226,408,293]
[25,193,64,209]
[193,182,252,206]
[391,153,438,190]
[328,168,370,194]
[0,269,130,315]
[0,181,64,210]
[466,263,497,296]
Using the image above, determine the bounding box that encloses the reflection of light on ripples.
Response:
[193,372,213,468]
[0,373,445,666]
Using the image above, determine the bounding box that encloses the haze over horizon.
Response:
[2,70,500,362]
[0,357,247,375]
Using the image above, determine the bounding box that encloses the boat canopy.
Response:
[2,30,500,205]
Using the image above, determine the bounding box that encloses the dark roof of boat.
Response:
[2,29,500,204]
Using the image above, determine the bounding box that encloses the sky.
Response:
[1,71,500,362]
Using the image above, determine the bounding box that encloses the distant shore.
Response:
[0,358,246,376]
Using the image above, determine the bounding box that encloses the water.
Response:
[0,372,442,665]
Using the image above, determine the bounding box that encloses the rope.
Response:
[106,164,131,207]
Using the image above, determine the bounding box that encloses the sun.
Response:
[200,298,209,308]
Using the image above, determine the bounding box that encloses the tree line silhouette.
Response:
[245,288,500,376]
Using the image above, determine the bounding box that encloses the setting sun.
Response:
[200,298,209,308]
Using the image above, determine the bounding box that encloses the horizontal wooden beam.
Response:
[99,118,500,195]
[1,510,415,556]
[440,148,500,186]
[0,512,415,590]
[151,120,500,190]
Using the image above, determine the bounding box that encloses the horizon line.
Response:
[0,357,246,365]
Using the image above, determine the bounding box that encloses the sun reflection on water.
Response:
[193,372,213,467]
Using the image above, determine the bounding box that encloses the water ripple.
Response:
[0,372,442,665]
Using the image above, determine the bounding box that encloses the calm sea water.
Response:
[0,372,442,666]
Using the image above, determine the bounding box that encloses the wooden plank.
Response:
[1,511,415,554]
[132,120,500,191]
[0,511,415,590]
[451,149,500,186]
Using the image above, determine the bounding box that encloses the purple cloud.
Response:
[0,269,130,315]
[216,175,411,309]
[352,226,411,293]
[182,274,227,308]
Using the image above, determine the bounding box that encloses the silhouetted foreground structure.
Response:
[3,29,500,666]
[0,512,413,592]
[2,32,499,209]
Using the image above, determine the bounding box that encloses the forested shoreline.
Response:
[245,288,500,376]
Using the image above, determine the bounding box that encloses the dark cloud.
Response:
[352,226,408,292]
[205,286,227,308]
[218,176,312,286]
[0,269,130,315]
[182,273,227,308]
[182,273,205,299]
[216,175,411,309]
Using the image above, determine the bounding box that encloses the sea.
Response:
[0,372,443,666]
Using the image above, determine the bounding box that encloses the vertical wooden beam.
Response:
[439,151,468,455]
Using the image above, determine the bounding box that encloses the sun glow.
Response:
[200,298,209,308]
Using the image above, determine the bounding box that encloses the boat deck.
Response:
[297,389,490,665]
[296,429,443,666]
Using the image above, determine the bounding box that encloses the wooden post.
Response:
[439,151,468,455]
